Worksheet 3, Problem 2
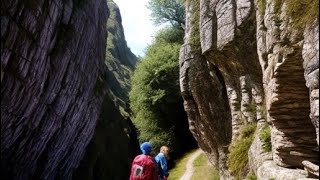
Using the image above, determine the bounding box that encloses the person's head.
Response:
[140,142,152,155]
[160,146,169,158]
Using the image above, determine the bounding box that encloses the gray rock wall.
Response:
[1,1,108,179]
[302,21,319,145]
[180,0,263,178]
[1,0,138,179]
[181,0,319,179]
[256,0,318,169]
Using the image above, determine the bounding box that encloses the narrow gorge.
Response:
[1,0,318,180]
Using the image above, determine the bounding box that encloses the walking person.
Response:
[130,142,158,180]
[155,146,170,180]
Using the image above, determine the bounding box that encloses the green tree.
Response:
[129,27,196,156]
[147,0,185,30]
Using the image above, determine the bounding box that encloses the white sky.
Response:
[113,0,163,57]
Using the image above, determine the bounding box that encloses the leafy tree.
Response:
[129,27,196,156]
[147,0,185,30]
[154,27,184,44]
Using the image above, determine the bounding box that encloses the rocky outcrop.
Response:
[256,0,318,169]
[180,43,233,179]
[180,0,318,179]
[303,21,319,145]
[1,0,138,179]
[180,0,262,178]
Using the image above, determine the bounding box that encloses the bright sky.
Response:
[113,0,162,57]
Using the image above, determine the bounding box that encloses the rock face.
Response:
[105,0,137,110]
[180,0,318,179]
[74,1,139,179]
[1,0,138,179]
[256,0,318,169]
[303,21,319,145]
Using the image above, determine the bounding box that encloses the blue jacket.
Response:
[155,153,169,178]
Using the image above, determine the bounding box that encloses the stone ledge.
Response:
[257,160,309,180]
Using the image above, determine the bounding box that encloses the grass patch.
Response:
[246,170,257,180]
[261,103,267,121]
[285,0,319,30]
[257,0,266,16]
[240,123,256,139]
[228,123,256,179]
[169,149,198,179]
[246,102,257,114]
[259,124,272,152]
[191,153,220,180]
[189,0,201,54]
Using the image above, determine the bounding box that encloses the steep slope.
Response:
[74,1,140,179]
[105,0,137,115]
[179,0,318,179]
[1,0,138,179]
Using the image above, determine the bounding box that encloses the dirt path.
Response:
[179,149,203,180]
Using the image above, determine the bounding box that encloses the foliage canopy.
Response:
[147,0,185,30]
[129,27,191,153]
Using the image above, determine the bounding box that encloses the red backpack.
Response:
[130,154,158,180]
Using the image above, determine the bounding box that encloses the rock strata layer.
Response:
[180,0,319,179]
[1,0,138,179]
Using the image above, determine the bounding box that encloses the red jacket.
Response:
[130,154,158,180]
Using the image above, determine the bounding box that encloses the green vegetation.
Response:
[189,0,201,54]
[261,103,267,120]
[105,0,137,117]
[154,27,184,44]
[273,0,282,14]
[259,124,272,152]
[228,123,256,179]
[246,102,257,114]
[130,0,196,156]
[169,149,198,179]
[246,170,257,180]
[129,27,182,151]
[285,0,319,30]
[147,0,185,30]
[129,26,196,155]
[257,0,319,30]
[191,153,220,180]
[257,0,266,16]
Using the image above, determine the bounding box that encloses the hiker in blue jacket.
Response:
[155,146,170,180]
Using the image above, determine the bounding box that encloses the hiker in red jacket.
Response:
[130,142,158,180]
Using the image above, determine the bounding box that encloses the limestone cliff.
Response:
[1,0,138,179]
[180,0,318,179]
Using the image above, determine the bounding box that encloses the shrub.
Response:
[259,125,272,152]
[129,26,197,156]
[246,170,257,180]
[189,0,201,54]
[228,123,256,179]
[257,0,266,16]
[285,0,319,30]
[246,102,257,114]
